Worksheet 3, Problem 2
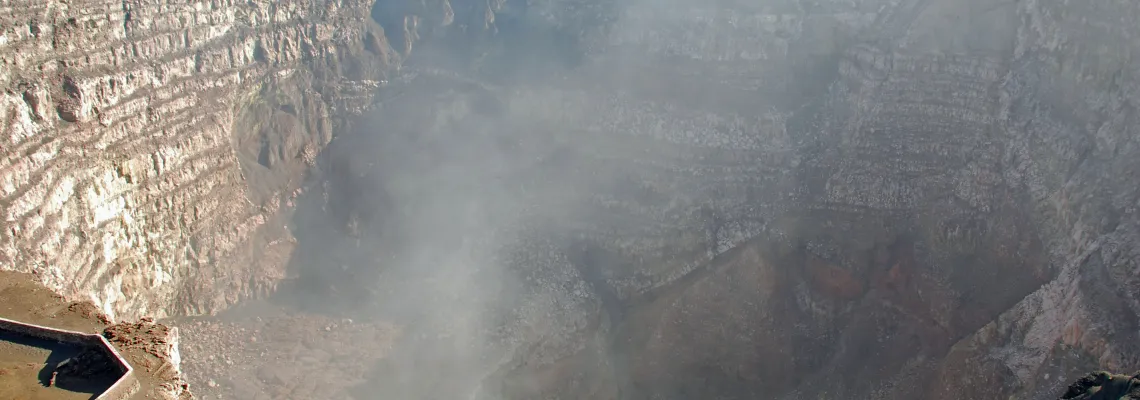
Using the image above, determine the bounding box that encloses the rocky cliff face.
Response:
[3,0,1139,398]
[0,0,395,321]
[296,0,1140,398]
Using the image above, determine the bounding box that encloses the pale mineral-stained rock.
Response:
[0,0,399,322]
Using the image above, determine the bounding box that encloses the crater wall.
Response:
[2,0,1139,398]
[0,0,394,320]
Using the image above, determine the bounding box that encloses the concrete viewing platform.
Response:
[0,317,137,400]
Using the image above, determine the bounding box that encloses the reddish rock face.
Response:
[806,254,864,301]
[629,243,802,398]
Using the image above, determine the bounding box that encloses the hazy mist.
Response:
[249,0,1140,398]
[284,0,749,396]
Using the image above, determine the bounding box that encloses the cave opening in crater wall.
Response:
[160,0,1140,398]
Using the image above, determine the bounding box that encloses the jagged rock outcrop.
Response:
[1060,371,1140,400]
[0,0,396,321]
[104,317,193,399]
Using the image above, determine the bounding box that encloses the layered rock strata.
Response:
[0,0,394,320]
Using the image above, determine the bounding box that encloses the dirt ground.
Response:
[168,300,401,400]
[0,335,97,400]
[0,271,191,399]
[0,272,110,334]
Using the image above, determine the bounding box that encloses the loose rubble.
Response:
[172,304,399,400]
